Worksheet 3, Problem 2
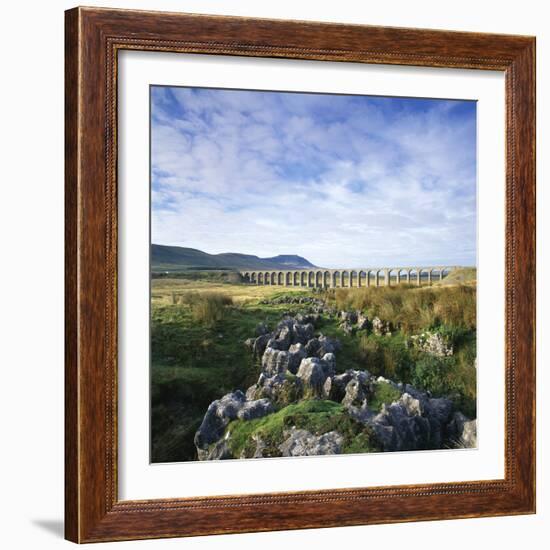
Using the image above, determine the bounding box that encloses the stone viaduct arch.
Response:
[240,266,458,288]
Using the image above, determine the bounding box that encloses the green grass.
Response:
[410,341,477,418]
[369,381,403,412]
[150,287,321,462]
[261,289,314,300]
[226,400,379,458]
[357,332,414,381]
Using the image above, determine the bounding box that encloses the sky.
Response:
[150,86,476,268]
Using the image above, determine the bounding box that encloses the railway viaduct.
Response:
[239,266,459,288]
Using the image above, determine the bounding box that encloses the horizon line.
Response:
[151,243,475,269]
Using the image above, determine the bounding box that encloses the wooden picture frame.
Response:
[65,6,536,543]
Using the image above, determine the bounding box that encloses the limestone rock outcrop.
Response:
[410,331,454,357]
[195,312,476,460]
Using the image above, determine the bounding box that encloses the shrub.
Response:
[381,337,414,381]
[412,355,450,395]
[358,334,413,381]
[411,353,477,418]
[358,335,384,374]
[190,292,233,326]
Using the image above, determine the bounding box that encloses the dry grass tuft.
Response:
[324,284,476,334]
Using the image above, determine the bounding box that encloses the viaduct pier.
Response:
[239,266,460,288]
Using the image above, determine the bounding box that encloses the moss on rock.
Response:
[225,399,379,458]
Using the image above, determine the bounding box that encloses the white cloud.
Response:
[151,88,476,268]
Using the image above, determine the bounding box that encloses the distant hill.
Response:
[151,244,318,271]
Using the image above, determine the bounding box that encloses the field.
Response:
[151,272,477,462]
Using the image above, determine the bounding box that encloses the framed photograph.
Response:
[65,7,536,543]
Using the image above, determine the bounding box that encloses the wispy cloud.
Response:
[151,86,476,268]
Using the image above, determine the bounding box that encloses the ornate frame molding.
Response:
[65,7,535,542]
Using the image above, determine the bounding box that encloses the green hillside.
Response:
[151,244,318,271]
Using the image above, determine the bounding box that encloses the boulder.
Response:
[410,331,453,357]
[245,383,260,401]
[372,317,392,336]
[249,435,268,459]
[267,324,292,351]
[358,391,455,452]
[372,402,431,451]
[310,313,322,324]
[261,347,291,376]
[194,391,246,451]
[197,439,232,461]
[324,371,353,401]
[237,398,274,421]
[356,312,369,330]
[347,403,375,425]
[279,429,344,457]
[287,343,307,374]
[262,340,311,377]
[447,412,477,448]
[304,337,321,357]
[424,397,454,448]
[400,392,423,416]
[321,352,336,377]
[322,377,333,400]
[252,333,272,357]
[252,373,303,406]
[325,370,370,402]
[292,322,315,344]
[342,378,368,408]
[297,357,329,396]
[340,311,358,324]
[425,397,453,423]
[317,334,341,357]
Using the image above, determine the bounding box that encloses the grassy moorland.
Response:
[151,271,476,462]
[151,280,312,462]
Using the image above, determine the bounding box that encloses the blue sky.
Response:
[151,86,476,268]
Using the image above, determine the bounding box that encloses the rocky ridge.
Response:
[194,311,476,460]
